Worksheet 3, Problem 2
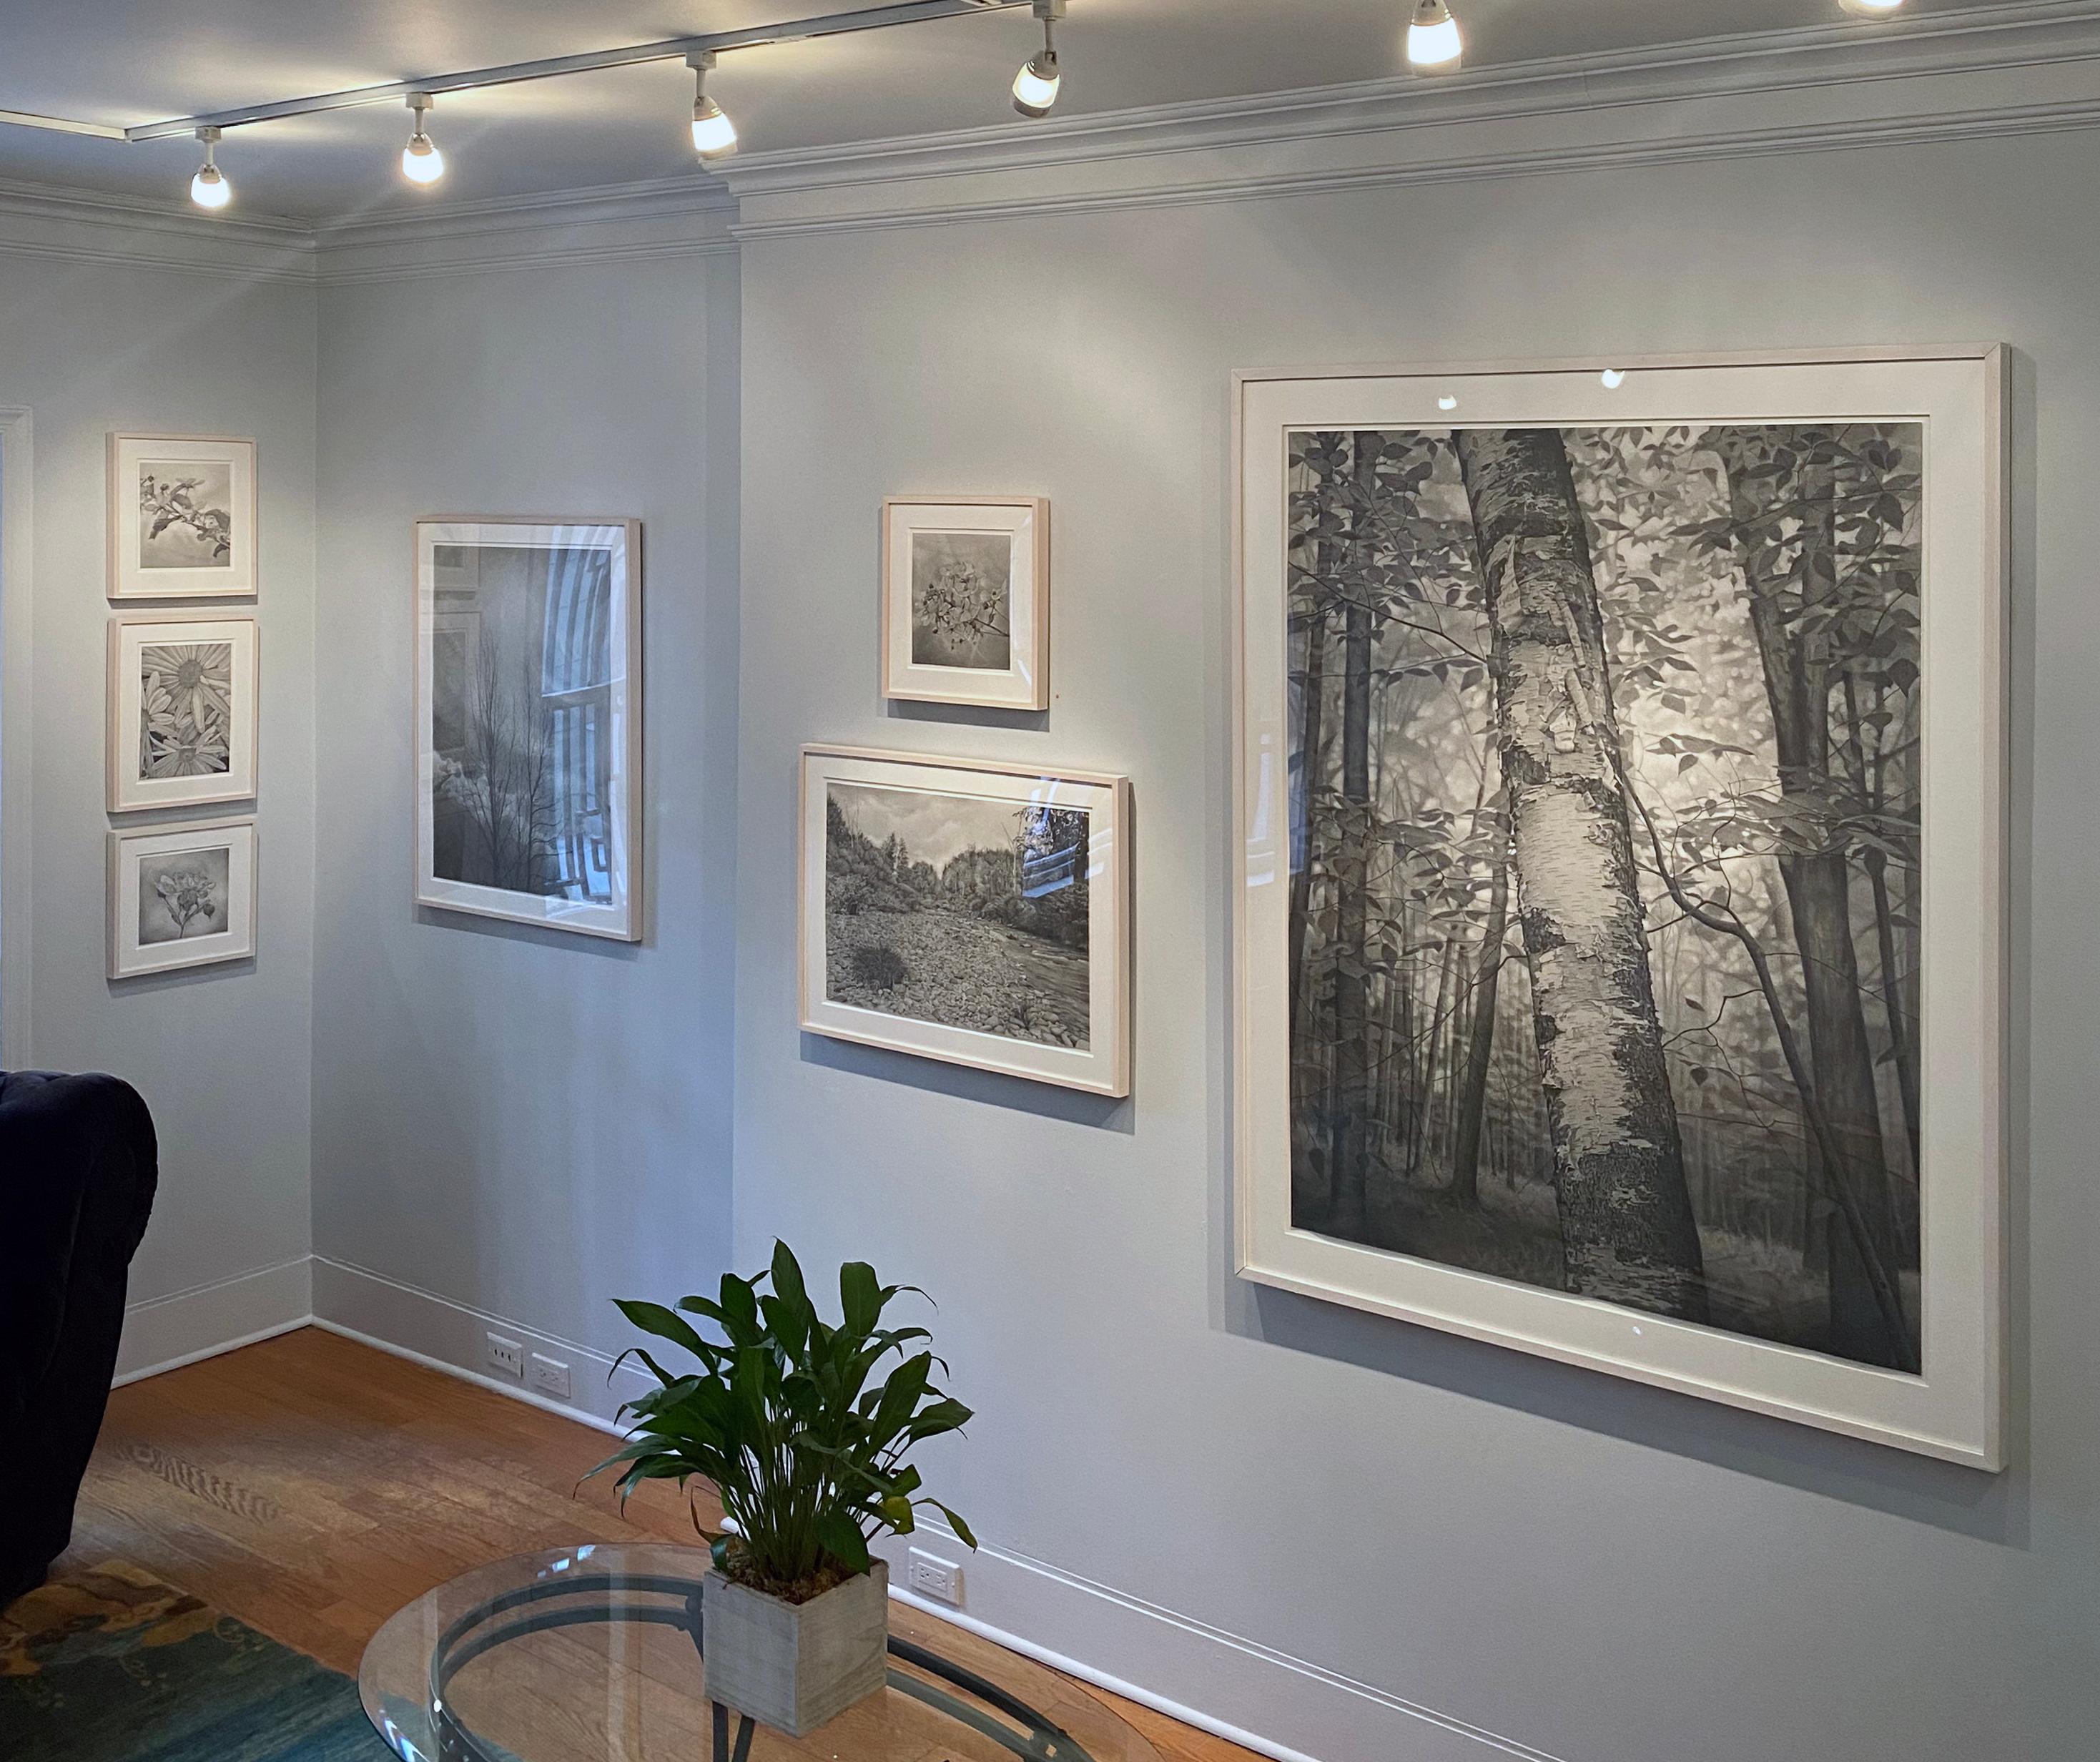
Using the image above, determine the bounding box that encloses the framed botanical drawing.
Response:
[800,744,1130,1096]
[882,496,1049,710]
[1233,347,2006,1467]
[108,433,257,599]
[109,816,257,978]
[415,517,642,940]
[107,613,260,813]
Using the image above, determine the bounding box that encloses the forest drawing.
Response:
[911,531,1013,670]
[138,461,234,569]
[137,847,230,944]
[825,781,1090,1050]
[1286,420,1924,1373]
[426,541,618,905]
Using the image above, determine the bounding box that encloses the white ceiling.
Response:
[0,0,1985,222]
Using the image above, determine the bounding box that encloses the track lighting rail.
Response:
[6,0,1025,144]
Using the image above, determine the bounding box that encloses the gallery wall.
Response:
[731,128,2099,1761]
[307,242,742,1397]
[0,242,320,1373]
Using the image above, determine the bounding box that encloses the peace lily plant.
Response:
[591,1242,975,1735]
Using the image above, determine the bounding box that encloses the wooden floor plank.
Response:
[49,1327,1258,1762]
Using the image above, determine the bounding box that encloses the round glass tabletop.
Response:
[358,1542,1163,1762]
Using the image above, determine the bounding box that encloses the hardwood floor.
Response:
[55,1327,1256,1762]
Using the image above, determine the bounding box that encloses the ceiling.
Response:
[0,0,1986,223]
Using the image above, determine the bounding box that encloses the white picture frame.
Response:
[1233,346,2007,1468]
[109,815,257,978]
[108,433,257,600]
[800,744,1130,1096]
[415,516,643,941]
[882,496,1049,711]
[107,613,260,814]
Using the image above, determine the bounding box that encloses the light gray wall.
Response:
[734,132,2098,1761]
[309,253,741,1364]
[0,251,317,1323]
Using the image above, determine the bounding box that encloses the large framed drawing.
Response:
[881,497,1049,710]
[415,518,642,940]
[800,745,1130,1096]
[107,613,260,813]
[108,433,257,600]
[1234,348,2006,1467]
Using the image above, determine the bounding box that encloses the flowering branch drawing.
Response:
[152,864,221,938]
[139,471,233,562]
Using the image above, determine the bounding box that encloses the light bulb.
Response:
[1838,0,1903,14]
[402,136,445,184]
[1437,394,1459,411]
[1012,51,1060,117]
[1600,368,1627,389]
[1407,0,1464,72]
[691,98,738,159]
[190,164,231,208]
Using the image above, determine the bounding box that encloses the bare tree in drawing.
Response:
[440,628,558,895]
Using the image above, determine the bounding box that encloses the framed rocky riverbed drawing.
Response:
[800,744,1130,1096]
[1233,348,2006,1467]
[109,433,257,599]
[107,613,260,813]
[109,815,256,978]
[882,496,1049,710]
[415,517,642,940]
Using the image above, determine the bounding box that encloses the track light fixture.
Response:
[688,51,739,161]
[401,92,445,184]
[189,125,231,208]
[1012,0,1065,119]
[1838,0,1904,15]
[1406,0,1464,73]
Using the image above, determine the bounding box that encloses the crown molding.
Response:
[721,0,2100,236]
[0,174,315,282]
[310,174,739,285]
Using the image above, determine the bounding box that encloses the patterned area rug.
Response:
[0,1561,382,1761]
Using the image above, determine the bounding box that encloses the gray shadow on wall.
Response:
[883,699,1052,734]
[800,1032,1134,1133]
[412,902,646,960]
[1211,350,2037,1550]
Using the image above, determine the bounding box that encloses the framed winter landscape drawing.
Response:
[882,496,1049,710]
[801,745,1130,1096]
[415,518,642,940]
[107,613,260,813]
[1233,347,2006,1466]
[109,816,257,978]
[108,433,257,599]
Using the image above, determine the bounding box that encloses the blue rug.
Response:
[1,1561,382,1761]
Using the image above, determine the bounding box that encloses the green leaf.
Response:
[613,1299,711,1363]
[814,1510,872,1573]
[839,1261,881,1335]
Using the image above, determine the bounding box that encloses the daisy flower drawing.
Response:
[139,642,234,779]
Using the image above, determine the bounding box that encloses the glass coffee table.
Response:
[358,1543,1163,1762]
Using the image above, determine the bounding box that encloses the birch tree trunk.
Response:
[1456,428,1708,1321]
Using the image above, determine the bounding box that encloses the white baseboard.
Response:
[877,1527,1564,1762]
[309,1254,649,1433]
[114,1255,313,1385]
[110,1252,1546,1762]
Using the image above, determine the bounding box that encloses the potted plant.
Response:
[591,1241,976,1736]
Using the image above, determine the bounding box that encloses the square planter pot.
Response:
[702,1559,889,1737]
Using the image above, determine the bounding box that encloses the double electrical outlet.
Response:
[485,1330,572,1401]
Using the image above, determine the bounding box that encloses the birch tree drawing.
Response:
[1286,418,1924,1369]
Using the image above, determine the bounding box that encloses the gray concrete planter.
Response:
[701,1559,889,1736]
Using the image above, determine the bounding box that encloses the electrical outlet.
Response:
[907,1548,963,1607]
[528,1352,572,1401]
[484,1332,525,1379]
